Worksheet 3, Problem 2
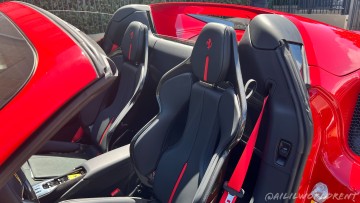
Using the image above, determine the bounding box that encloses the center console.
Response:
[33,144,134,203]
[33,167,86,198]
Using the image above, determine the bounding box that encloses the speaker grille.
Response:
[349,95,360,156]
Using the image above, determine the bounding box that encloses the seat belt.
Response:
[71,127,84,143]
[220,95,269,203]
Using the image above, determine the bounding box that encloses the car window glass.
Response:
[288,43,303,71]
[0,12,35,109]
[152,13,249,45]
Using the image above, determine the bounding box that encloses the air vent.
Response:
[349,95,360,156]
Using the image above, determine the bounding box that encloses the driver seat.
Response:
[60,22,246,203]
[23,21,149,183]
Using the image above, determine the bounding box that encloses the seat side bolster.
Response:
[193,88,241,203]
[130,73,194,186]
[218,88,241,146]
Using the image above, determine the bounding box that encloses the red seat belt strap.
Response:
[71,127,84,143]
[219,96,269,203]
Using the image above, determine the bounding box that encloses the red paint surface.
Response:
[150,3,360,76]
[286,15,360,76]
[150,3,271,42]
[0,1,360,200]
[0,2,97,165]
[297,66,360,202]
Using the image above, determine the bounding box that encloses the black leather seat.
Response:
[60,22,247,203]
[23,21,149,182]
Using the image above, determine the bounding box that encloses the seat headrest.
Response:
[121,21,147,63]
[191,23,232,84]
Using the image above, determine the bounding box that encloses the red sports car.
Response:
[0,1,359,203]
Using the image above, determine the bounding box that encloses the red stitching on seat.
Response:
[168,163,188,203]
[128,43,132,60]
[99,118,114,145]
[204,56,209,81]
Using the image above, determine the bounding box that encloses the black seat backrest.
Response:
[101,5,150,55]
[88,21,148,152]
[130,23,247,203]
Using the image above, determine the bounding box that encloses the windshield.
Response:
[0,12,35,109]
[152,12,249,45]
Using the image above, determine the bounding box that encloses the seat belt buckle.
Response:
[223,181,245,199]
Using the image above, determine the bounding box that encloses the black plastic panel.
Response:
[102,5,150,54]
[349,95,360,156]
[239,14,313,202]
[249,14,303,50]
[58,146,132,201]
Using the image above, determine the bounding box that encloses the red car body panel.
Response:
[0,1,359,202]
[0,2,97,166]
[286,15,360,76]
[151,3,360,202]
[150,3,275,42]
[150,3,360,76]
[297,68,360,202]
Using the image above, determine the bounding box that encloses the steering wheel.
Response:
[0,170,39,203]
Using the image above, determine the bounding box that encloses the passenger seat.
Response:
[60,22,247,203]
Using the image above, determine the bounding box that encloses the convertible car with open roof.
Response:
[0,1,359,203]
